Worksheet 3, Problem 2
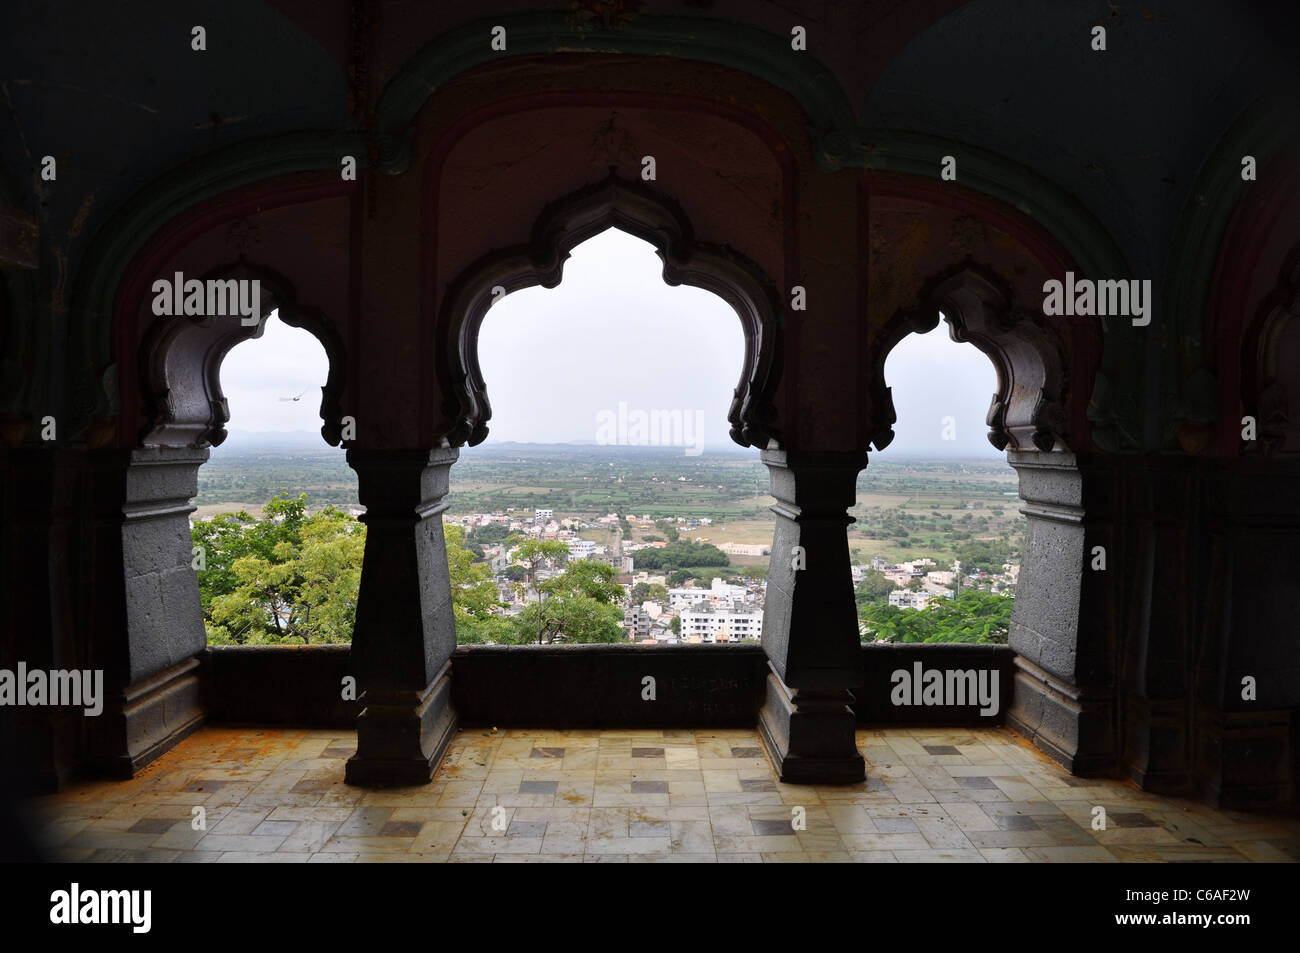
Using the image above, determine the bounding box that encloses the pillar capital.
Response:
[760,448,868,514]
[346,447,459,516]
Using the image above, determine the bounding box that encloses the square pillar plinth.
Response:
[344,448,460,786]
[759,669,864,783]
[346,661,456,786]
[757,449,867,784]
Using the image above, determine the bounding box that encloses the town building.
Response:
[679,606,764,643]
[624,606,651,642]
[566,538,597,560]
[666,576,749,611]
[889,590,933,610]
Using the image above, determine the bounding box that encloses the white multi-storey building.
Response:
[667,587,706,610]
[667,576,748,610]
[566,538,597,560]
[717,542,770,556]
[679,606,763,643]
[889,590,933,609]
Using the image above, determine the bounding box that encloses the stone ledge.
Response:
[202,642,1018,728]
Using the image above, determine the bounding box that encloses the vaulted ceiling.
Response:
[3,1,1295,284]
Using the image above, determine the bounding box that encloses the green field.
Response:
[195,437,1024,571]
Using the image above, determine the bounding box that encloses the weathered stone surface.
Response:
[344,448,460,786]
[757,450,867,783]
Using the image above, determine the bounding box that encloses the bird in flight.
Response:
[279,390,308,402]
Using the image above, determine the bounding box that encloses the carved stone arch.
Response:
[1243,247,1300,456]
[435,173,783,450]
[375,11,863,174]
[867,263,1069,453]
[138,261,347,449]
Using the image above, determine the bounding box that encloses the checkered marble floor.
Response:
[26,726,1300,862]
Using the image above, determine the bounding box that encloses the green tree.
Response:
[446,525,503,616]
[633,540,728,570]
[467,523,511,546]
[858,591,1012,645]
[954,539,1013,573]
[191,510,259,616]
[519,559,624,644]
[290,508,365,643]
[444,524,513,644]
[512,538,570,593]
[196,494,364,645]
[854,569,897,607]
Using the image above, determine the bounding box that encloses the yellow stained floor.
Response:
[27,725,1300,863]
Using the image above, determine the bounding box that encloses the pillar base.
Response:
[1197,706,1294,810]
[346,662,457,787]
[1005,655,1115,776]
[1122,694,1192,794]
[758,671,864,784]
[94,656,205,779]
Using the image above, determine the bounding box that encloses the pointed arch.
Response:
[867,263,1069,453]
[435,173,783,450]
[138,261,347,449]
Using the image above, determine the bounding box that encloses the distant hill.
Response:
[219,431,1008,463]
[221,430,335,451]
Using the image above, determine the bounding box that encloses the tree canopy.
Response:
[193,494,364,645]
[854,569,897,606]
[953,538,1015,574]
[632,540,728,570]
[859,591,1012,644]
[448,530,623,645]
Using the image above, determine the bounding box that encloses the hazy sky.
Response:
[220,228,1002,458]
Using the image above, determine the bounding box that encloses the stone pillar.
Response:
[1193,457,1299,808]
[0,448,81,792]
[756,449,866,784]
[345,448,459,786]
[1004,450,1119,776]
[88,447,209,777]
[1119,459,1198,794]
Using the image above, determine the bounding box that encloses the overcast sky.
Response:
[220,228,1003,458]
